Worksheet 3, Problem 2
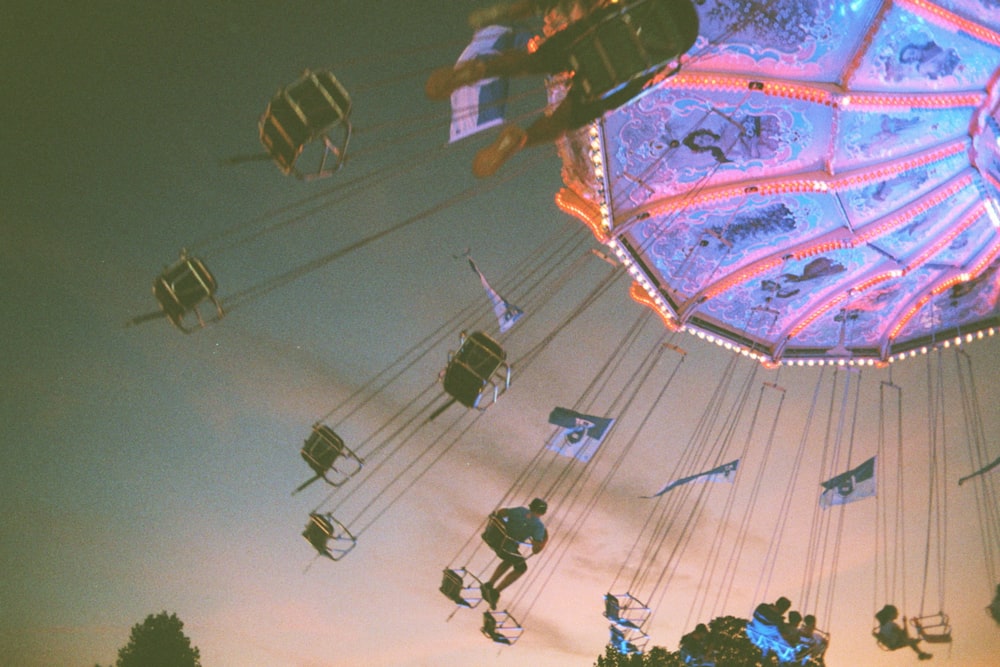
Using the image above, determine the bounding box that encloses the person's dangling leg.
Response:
[481,559,511,609]
[522,93,578,145]
[486,559,511,587]
[425,47,543,101]
[471,92,577,177]
[493,558,527,593]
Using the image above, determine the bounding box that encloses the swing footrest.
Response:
[481,610,522,645]
[439,567,482,608]
[912,615,952,644]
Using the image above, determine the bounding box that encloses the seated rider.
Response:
[780,610,803,647]
[481,498,549,609]
[875,604,932,661]
[425,0,700,177]
[753,596,792,627]
[679,623,713,663]
[797,614,828,659]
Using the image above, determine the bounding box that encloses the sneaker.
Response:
[918,652,933,661]
[480,582,500,610]
[472,124,527,178]
[425,60,487,101]
[490,632,511,646]
[449,591,471,607]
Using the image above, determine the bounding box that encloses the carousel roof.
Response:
[556,0,1000,366]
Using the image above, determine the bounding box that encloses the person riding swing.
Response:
[874,604,932,660]
[426,0,700,177]
[480,498,549,609]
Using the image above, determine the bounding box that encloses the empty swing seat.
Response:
[302,512,356,561]
[481,610,523,645]
[153,253,224,333]
[912,613,952,643]
[259,69,352,180]
[439,567,483,608]
[299,423,362,488]
[565,0,699,104]
[442,331,510,410]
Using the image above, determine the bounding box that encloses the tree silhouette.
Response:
[114,611,201,667]
[594,614,826,667]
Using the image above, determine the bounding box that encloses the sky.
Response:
[3,2,1000,666]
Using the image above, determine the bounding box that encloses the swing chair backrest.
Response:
[603,592,650,630]
[153,255,223,332]
[439,567,483,608]
[443,331,508,409]
[481,513,531,559]
[298,423,363,489]
[259,69,352,180]
[481,610,523,645]
[302,514,333,557]
[566,0,699,104]
[301,512,356,561]
[301,425,345,474]
[911,613,952,643]
[604,593,624,624]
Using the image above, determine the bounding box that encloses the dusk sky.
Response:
[3,2,1000,666]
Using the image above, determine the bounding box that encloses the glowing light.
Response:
[985,198,1000,229]
[902,0,1000,48]
[627,281,680,332]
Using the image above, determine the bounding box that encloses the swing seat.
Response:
[565,0,699,104]
[481,610,523,645]
[301,512,356,561]
[746,617,798,662]
[912,613,952,643]
[153,253,224,333]
[439,567,483,608]
[299,423,362,488]
[794,628,829,665]
[609,623,647,656]
[259,69,352,180]
[872,625,896,651]
[603,592,650,631]
[872,627,912,652]
[441,331,510,410]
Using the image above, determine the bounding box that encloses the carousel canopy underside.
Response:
[557,0,1000,366]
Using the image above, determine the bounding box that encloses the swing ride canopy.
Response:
[554,0,1000,367]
